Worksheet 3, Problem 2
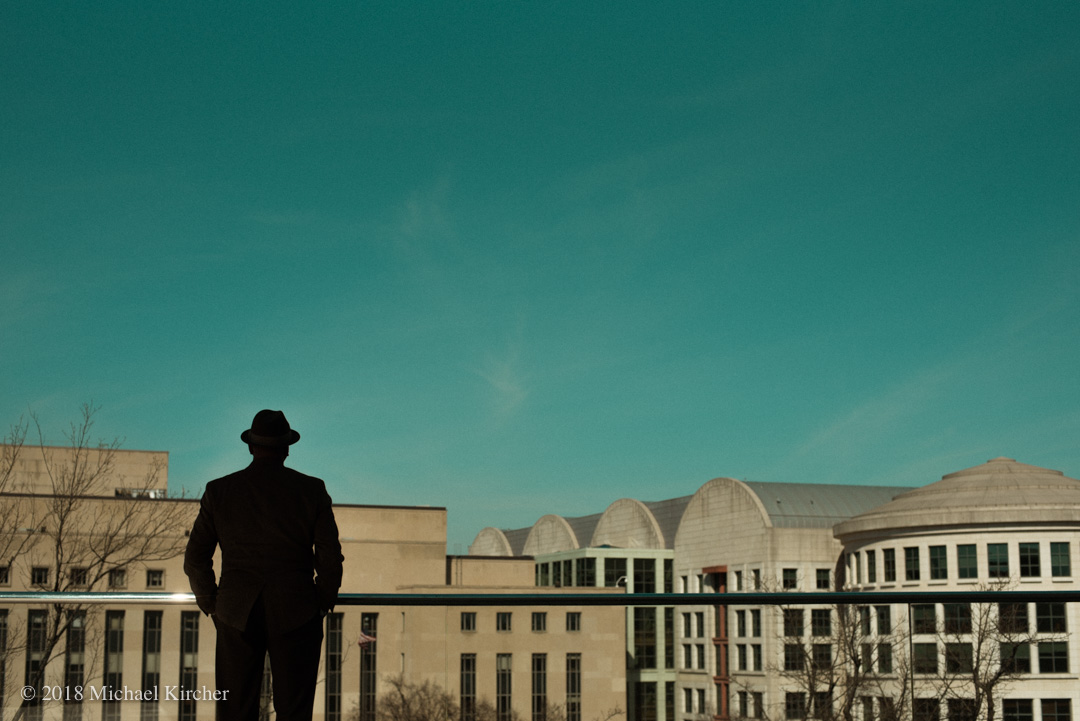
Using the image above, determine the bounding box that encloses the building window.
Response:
[108,568,126,589]
[904,547,920,581]
[664,608,674,668]
[64,611,86,721]
[813,692,832,720]
[945,643,973,673]
[1019,543,1040,577]
[664,559,673,593]
[735,570,744,591]
[531,612,547,632]
[1037,642,1069,673]
[1036,603,1067,633]
[145,570,164,588]
[636,683,658,721]
[817,569,831,590]
[751,609,761,637]
[461,654,477,721]
[913,643,937,674]
[877,643,893,674]
[811,609,831,637]
[531,654,547,721]
[0,610,8,717]
[496,654,513,721]
[943,604,971,634]
[1040,700,1071,721]
[575,557,595,587]
[604,557,626,587]
[683,612,693,638]
[853,606,869,637]
[739,691,749,717]
[988,543,1009,578]
[179,611,198,721]
[957,545,977,579]
[103,611,124,721]
[358,613,378,721]
[566,654,581,721]
[812,643,832,670]
[634,608,656,669]
[736,610,747,637]
[324,613,342,721]
[26,610,48,717]
[552,561,562,588]
[876,606,891,635]
[1000,643,1030,673]
[914,699,941,721]
[883,549,896,583]
[912,604,936,634]
[753,569,761,589]
[0,565,8,584]
[461,612,476,631]
[998,603,1028,634]
[696,644,705,670]
[929,546,947,580]
[696,612,705,637]
[786,693,807,720]
[566,612,581,632]
[139,612,160,721]
[752,644,762,671]
[634,558,656,594]
[782,568,798,590]
[497,612,512,632]
[947,700,976,721]
[784,644,805,671]
[1001,700,1032,721]
[784,609,804,637]
[69,567,88,587]
[31,567,49,586]
[1050,542,1071,577]
[867,551,877,583]
[737,644,747,671]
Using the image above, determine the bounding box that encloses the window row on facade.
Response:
[0,566,166,589]
[848,542,1072,585]
[459,611,583,633]
[534,557,674,592]
[777,694,1072,721]
[458,652,583,721]
[4,608,199,721]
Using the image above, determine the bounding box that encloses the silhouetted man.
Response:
[185,410,343,721]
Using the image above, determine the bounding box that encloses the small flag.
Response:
[358,631,377,647]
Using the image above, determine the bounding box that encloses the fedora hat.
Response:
[241,409,300,447]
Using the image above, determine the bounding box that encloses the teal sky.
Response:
[3,2,1078,552]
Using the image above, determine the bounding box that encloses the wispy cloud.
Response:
[475,321,530,420]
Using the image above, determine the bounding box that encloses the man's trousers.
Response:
[213,597,324,721]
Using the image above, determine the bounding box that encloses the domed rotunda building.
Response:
[834,458,1080,721]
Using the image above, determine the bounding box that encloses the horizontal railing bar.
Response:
[2,590,1080,605]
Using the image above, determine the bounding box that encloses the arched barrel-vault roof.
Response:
[523,514,580,556]
[467,527,514,556]
[590,498,665,549]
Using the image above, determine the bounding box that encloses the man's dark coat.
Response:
[184,458,344,632]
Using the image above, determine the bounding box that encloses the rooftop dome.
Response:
[834,457,1080,541]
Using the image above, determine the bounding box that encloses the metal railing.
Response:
[4,589,1080,605]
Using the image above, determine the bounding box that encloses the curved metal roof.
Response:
[835,457,1080,540]
[743,481,911,528]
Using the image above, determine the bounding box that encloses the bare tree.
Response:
[764,600,914,721]
[920,586,1061,721]
[1,404,192,721]
[358,676,623,721]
